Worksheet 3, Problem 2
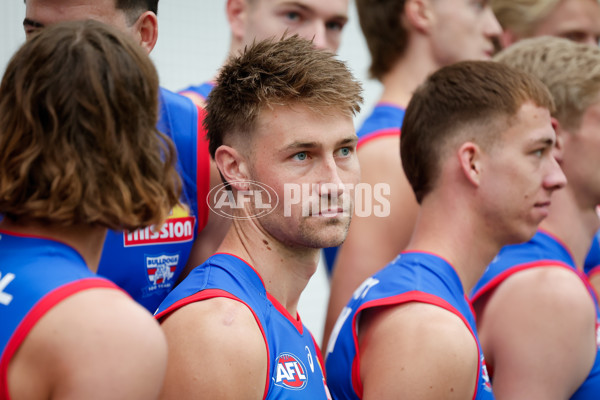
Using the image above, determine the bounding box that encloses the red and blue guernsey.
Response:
[155,253,331,399]
[471,230,600,399]
[0,230,119,399]
[97,88,211,313]
[325,251,494,400]
[585,230,600,280]
[323,103,406,273]
[179,81,215,106]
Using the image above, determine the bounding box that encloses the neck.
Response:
[406,194,502,295]
[0,219,108,272]
[538,187,600,269]
[378,38,441,107]
[216,219,321,317]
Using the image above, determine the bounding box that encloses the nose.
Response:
[544,154,567,192]
[483,8,503,38]
[309,22,329,50]
[317,155,346,199]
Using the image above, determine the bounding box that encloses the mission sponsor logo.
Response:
[124,205,195,247]
[273,353,308,390]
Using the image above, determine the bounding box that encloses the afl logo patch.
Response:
[273,353,308,390]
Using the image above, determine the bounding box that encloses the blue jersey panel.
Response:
[585,230,600,278]
[325,251,494,400]
[97,88,202,313]
[472,231,600,399]
[0,231,117,398]
[156,254,331,399]
[323,104,406,274]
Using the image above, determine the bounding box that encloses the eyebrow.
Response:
[282,136,358,152]
[280,2,349,23]
[528,136,555,148]
[23,18,44,29]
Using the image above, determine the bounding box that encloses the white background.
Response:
[0,0,383,342]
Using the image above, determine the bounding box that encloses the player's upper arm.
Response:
[358,302,479,400]
[8,288,168,400]
[476,266,596,400]
[323,137,418,347]
[159,297,267,400]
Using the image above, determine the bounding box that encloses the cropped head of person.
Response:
[0,19,180,230]
[23,0,160,52]
[226,0,349,53]
[401,60,566,242]
[356,0,502,81]
[205,35,363,248]
[495,36,600,209]
[492,0,600,49]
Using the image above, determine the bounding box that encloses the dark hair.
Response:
[205,35,363,158]
[401,60,554,203]
[356,0,408,81]
[0,20,180,230]
[116,0,159,25]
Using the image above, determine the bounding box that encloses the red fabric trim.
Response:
[538,229,577,264]
[470,260,574,304]
[311,333,326,378]
[349,291,481,400]
[195,106,210,233]
[356,128,400,150]
[155,288,270,400]
[0,278,118,400]
[266,292,303,334]
[588,265,600,279]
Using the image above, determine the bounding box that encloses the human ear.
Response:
[214,145,251,190]
[133,11,158,53]
[457,142,483,187]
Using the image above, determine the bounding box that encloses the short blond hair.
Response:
[491,0,560,38]
[494,36,600,131]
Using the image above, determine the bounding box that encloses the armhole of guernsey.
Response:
[350,291,479,399]
[155,288,271,400]
[0,278,118,400]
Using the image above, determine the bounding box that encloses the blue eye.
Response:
[339,147,351,157]
[326,21,345,32]
[294,152,308,161]
[285,11,301,22]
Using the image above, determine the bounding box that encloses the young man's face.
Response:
[477,102,566,244]
[243,104,360,249]
[24,0,131,38]
[242,0,349,52]
[560,100,600,209]
[428,0,502,66]
[530,0,600,46]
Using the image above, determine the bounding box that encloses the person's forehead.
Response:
[254,0,349,17]
[26,0,121,24]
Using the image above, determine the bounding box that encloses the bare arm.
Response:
[359,302,479,400]
[159,297,267,400]
[323,137,419,347]
[475,267,597,400]
[8,288,167,400]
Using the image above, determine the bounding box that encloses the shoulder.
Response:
[159,297,267,399]
[9,288,167,400]
[358,302,478,399]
